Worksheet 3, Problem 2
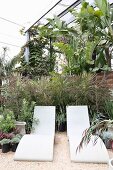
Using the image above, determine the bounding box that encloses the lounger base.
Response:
[69,135,109,163]
[14,134,54,161]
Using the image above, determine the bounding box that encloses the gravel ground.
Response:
[0,132,112,170]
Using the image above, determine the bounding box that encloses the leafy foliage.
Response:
[0,138,11,145]
[1,74,112,132]
[18,99,38,134]
[77,119,113,152]
[0,108,16,133]
[2,75,28,119]
[76,0,113,68]
[20,25,57,78]
[40,0,113,74]
[10,134,22,143]
[0,132,14,140]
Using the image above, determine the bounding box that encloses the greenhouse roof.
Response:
[25,0,81,32]
[25,0,113,33]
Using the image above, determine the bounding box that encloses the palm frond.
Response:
[76,119,113,152]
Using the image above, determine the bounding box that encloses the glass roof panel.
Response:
[43,4,66,19]
[26,0,81,31]
[109,0,113,4]
[86,0,94,5]
[60,12,74,24]
[60,0,78,6]
[40,18,49,25]
[27,0,113,31]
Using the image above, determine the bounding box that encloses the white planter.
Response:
[109,159,113,170]
[15,121,26,135]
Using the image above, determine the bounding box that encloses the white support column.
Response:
[24,31,30,63]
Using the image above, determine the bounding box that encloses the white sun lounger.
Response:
[66,105,109,163]
[14,106,55,161]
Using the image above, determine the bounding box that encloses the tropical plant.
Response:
[77,119,113,151]
[37,0,113,74]
[19,25,57,78]
[77,100,113,150]
[71,0,113,70]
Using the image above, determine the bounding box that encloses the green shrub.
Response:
[18,99,38,134]
[2,73,111,126]
[0,108,16,133]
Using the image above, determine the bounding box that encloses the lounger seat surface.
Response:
[14,134,54,161]
[69,135,109,163]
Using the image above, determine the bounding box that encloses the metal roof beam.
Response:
[57,0,81,19]
[25,0,62,32]
[45,0,81,26]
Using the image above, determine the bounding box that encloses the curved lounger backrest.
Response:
[66,105,109,163]
[32,106,55,136]
[66,105,90,137]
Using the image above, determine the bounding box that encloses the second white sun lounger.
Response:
[66,105,109,163]
[14,106,55,161]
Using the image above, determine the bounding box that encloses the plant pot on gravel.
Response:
[11,143,18,152]
[57,113,66,132]
[10,134,22,152]
[0,132,14,150]
[0,144,2,149]
[58,122,66,132]
[0,139,11,153]
[101,131,113,149]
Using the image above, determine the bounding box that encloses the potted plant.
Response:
[56,113,66,132]
[0,132,14,149]
[0,138,11,153]
[0,132,5,149]
[101,131,113,149]
[10,134,22,152]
